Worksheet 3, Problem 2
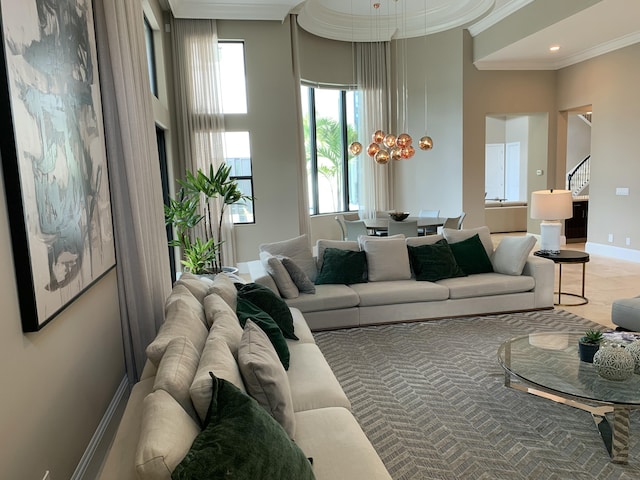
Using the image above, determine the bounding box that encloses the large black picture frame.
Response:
[0,0,116,332]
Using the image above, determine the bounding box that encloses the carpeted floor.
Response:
[314,309,640,480]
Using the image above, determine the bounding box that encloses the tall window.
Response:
[301,85,360,214]
[223,131,254,223]
[143,16,158,98]
[218,42,247,114]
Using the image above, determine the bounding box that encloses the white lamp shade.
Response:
[530,190,573,220]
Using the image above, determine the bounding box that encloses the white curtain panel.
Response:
[93,0,172,382]
[290,15,311,241]
[171,18,235,268]
[355,42,393,219]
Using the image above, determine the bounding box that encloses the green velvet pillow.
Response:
[172,373,315,480]
[315,248,368,285]
[236,298,290,370]
[236,282,297,340]
[448,233,494,275]
[408,240,467,282]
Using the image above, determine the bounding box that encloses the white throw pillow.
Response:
[190,336,247,423]
[164,284,206,327]
[207,273,238,310]
[491,235,537,275]
[238,320,296,438]
[406,234,444,247]
[316,239,360,271]
[259,251,299,299]
[135,390,200,480]
[361,236,412,282]
[443,226,494,258]
[260,234,317,282]
[153,336,200,422]
[203,293,244,353]
[174,272,214,304]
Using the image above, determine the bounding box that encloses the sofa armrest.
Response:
[521,255,554,308]
[247,259,280,294]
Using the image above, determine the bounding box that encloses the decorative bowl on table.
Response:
[389,212,410,221]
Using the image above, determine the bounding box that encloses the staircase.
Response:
[567,155,590,196]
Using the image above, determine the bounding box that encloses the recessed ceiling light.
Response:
[549,45,560,52]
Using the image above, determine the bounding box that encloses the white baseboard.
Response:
[71,376,130,480]
[585,242,640,263]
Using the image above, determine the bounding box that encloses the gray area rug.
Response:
[314,310,640,480]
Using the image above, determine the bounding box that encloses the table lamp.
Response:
[530,189,573,254]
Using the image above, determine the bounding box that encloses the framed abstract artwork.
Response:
[0,0,116,331]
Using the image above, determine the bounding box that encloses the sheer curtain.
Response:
[356,42,393,219]
[290,15,311,240]
[171,18,235,268]
[93,0,172,383]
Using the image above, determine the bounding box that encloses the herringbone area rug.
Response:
[314,310,640,480]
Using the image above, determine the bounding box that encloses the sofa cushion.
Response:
[236,282,297,340]
[164,283,206,327]
[406,234,444,246]
[260,234,317,283]
[238,320,296,438]
[174,272,214,304]
[294,407,392,480]
[203,293,244,352]
[281,257,316,294]
[208,273,238,310]
[236,298,290,370]
[361,236,412,281]
[437,272,535,299]
[407,240,467,282]
[350,280,450,307]
[260,251,299,299]
[443,226,494,258]
[316,248,368,285]
[289,308,315,344]
[153,336,200,422]
[191,335,246,423]
[135,389,200,480]
[172,373,314,480]
[491,235,537,275]
[316,239,360,271]
[287,342,351,412]
[448,234,494,275]
[285,284,360,312]
[146,297,209,367]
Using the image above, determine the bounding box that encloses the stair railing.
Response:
[567,155,590,196]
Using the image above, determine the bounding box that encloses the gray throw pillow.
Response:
[260,234,317,282]
[260,251,299,299]
[281,257,316,294]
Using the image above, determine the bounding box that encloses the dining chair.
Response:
[418,209,440,235]
[441,212,466,231]
[388,219,418,238]
[335,213,361,240]
[344,219,369,241]
[334,216,346,240]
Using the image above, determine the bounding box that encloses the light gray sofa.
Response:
[485,200,528,233]
[612,296,640,331]
[98,273,391,480]
[249,227,554,331]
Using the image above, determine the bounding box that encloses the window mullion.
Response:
[309,88,319,215]
[340,90,349,212]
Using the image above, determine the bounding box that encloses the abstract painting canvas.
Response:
[0,0,116,331]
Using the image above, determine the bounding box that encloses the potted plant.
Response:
[578,329,603,363]
[165,164,253,274]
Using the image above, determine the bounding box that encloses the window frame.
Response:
[143,16,158,98]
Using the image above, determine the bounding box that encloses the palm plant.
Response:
[165,164,253,273]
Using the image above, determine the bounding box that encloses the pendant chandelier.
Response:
[348,0,433,165]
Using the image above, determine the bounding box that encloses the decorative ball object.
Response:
[367,142,381,157]
[593,344,635,381]
[396,133,412,148]
[390,147,402,161]
[372,130,385,143]
[624,340,640,374]
[383,134,397,148]
[374,149,390,165]
[349,141,363,156]
[389,212,410,221]
[419,135,433,150]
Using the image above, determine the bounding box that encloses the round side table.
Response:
[533,250,590,306]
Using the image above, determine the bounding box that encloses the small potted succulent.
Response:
[578,329,603,363]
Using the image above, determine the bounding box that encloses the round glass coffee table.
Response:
[498,332,640,464]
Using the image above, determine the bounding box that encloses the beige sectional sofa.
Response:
[249,227,554,331]
[98,273,391,480]
[484,200,528,233]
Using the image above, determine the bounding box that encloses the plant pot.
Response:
[578,341,600,363]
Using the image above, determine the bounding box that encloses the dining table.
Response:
[363,216,447,235]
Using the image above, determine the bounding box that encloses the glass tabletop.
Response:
[498,332,640,405]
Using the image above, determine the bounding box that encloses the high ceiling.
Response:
[166,0,640,70]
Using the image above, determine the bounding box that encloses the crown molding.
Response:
[467,0,534,37]
[168,0,298,21]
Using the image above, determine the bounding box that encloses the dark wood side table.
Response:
[534,250,590,306]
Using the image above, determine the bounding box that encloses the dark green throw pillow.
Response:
[448,234,494,275]
[236,282,298,340]
[408,240,467,282]
[315,248,367,285]
[236,297,290,370]
[172,373,315,480]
